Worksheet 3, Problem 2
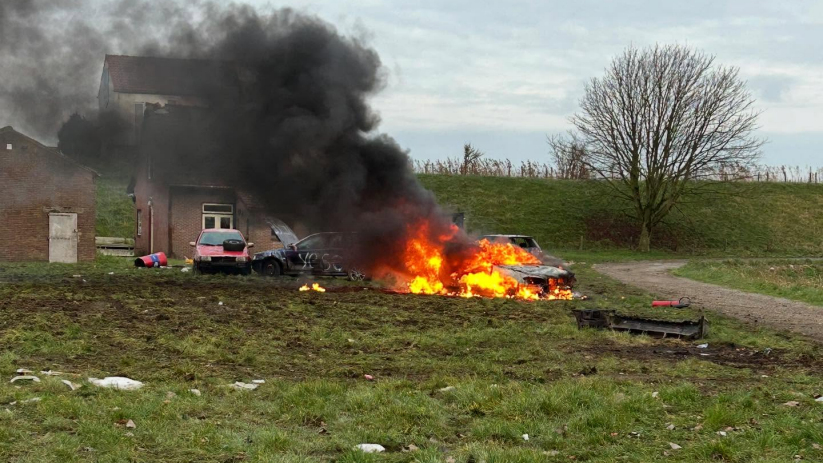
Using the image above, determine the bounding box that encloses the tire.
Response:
[347,267,366,282]
[262,259,282,277]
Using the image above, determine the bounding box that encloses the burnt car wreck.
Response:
[252,232,367,281]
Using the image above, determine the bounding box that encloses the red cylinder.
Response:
[652,300,677,307]
[134,252,168,268]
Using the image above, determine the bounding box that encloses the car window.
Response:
[295,234,327,251]
[524,238,539,248]
[199,231,244,245]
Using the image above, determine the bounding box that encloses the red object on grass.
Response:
[134,252,168,268]
[652,297,691,308]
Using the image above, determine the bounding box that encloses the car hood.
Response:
[197,245,248,256]
[494,264,574,282]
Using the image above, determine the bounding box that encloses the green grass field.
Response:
[98,173,823,258]
[420,175,823,256]
[1,258,822,462]
[674,259,823,307]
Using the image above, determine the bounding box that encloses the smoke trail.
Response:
[0,1,472,273]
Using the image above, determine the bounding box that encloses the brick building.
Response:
[0,127,97,262]
[131,105,284,258]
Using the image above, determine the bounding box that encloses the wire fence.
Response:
[412,158,823,183]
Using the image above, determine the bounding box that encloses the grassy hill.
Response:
[95,172,823,256]
[420,175,823,256]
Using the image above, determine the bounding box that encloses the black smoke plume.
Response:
[0,1,474,274]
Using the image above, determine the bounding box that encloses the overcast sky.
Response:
[244,0,823,166]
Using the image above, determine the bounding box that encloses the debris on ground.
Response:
[10,375,40,383]
[439,386,456,392]
[181,267,190,273]
[40,370,65,376]
[61,380,81,391]
[355,443,385,453]
[251,379,265,384]
[522,434,530,441]
[402,444,419,452]
[693,425,703,431]
[669,443,682,450]
[126,419,136,429]
[363,374,374,381]
[88,377,144,390]
[652,391,659,399]
[815,395,823,403]
[189,389,202,396]
[230,382,258,390]
[666,424,675,430]
[783,401,801,407]
[717,431,727,437]
[697,343,709,349]
[15,369,33,375]
[572,309,709,339]
[9,397,42,406]
[544,450,560,457]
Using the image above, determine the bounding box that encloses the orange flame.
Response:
[299,283,326,292]
[398,222,572,301]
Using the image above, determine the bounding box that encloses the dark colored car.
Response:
[252,232,366,280]
[190,229,254,274]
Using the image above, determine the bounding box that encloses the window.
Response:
[203,204,234,214]
[202,203,233,229]
[136,210,142,236]
[5,144,11,150]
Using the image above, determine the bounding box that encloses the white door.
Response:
[49,213,78,263]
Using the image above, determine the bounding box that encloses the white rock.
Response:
[815,396,823,403]
[669,442,682,450]
[251,379,265,384]
[652,391,659,398]
[717,431,727,437]
[355,444,385,453]
[697,343,709,349]
[180,267,190,273]
[666,424,676,430]
[230,382,258,390]
[61,379,81,391]
[125,419,136,429]
[522,433,530,441]
[10,375,40,383]
[88,377,144,390]
[15,369,33,374]
[439,386,456,392]
[189,388,202,396]
[218,301,224,306]
[40,370,64,376]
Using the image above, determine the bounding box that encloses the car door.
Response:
[289,234,325,273]
[317,233,346,275]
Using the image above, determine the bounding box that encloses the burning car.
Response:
[399,224,575,300]
[252,232,367,281]
[190,229,254,274]
[481,234,565,267]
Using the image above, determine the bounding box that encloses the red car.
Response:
[190,229,254,275]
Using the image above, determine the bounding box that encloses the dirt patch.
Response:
[580,341,821,372]
[595,261,823,343]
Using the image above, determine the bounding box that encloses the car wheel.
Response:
[263,259,282,277]
[347,267,366,282]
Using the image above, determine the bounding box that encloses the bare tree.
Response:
[572,44,763,251]
[461,143,485,175]
[547,132,590,179]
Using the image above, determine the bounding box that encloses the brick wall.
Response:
[168,187,235,258]
[0,129,96,262]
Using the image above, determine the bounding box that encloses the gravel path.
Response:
[594,260,823,342]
